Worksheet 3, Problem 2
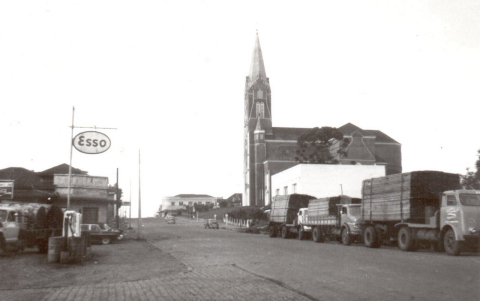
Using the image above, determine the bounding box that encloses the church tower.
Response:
[243,32,272,207]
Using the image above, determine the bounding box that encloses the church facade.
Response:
[243,34,402,207]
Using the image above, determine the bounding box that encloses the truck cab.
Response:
[440,190,480,253]
[337,204,363,237]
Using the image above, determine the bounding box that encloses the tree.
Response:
[295,127,349,164]
[462,149,480,189]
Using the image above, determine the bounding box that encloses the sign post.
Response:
[66,107,116,210]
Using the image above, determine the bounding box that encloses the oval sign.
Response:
[73,131,111,154]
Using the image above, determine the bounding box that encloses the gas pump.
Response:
[63,211,82,238]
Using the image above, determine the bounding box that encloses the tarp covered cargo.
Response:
[270,194,315,224]
[361,171,461,223]
[308,195,361,217]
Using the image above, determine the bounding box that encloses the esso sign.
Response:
[73,131,111,154]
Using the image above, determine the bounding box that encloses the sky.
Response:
[1,1,479,217]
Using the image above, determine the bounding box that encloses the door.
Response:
[83,207,99,224]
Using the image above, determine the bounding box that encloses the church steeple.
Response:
[247,32,267,87]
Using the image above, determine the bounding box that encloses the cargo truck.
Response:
[299,196,363,245]
[0,203,64,254]
[269,194,363,245]
[268,194,314,238]
[361,171,480,255]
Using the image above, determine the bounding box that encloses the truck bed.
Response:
[361,171,461,222]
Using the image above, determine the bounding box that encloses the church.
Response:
[243,34,402,207]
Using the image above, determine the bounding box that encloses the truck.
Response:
[268,194,314,238]
[0,203,64,254]
[361,171,480,255]
[268,194,363,245]
[299,195,363,245]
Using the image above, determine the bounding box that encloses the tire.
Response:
[268,226,277,238]
[444,229,461,256]
[312,227,324,243]
[0,234,6,255]
[281,226,289,239]
[341,228,351,246]
[298,226,305,240]
[398,227,416,251]
[101,237,111,245]
[364,226,380,248]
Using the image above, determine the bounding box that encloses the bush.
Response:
[227,208,267,221]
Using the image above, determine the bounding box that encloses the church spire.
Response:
[248,31,267,85]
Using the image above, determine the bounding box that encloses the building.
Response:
[270,164,386,204]
[160,194,219,213]
[243,33,402,207]
[0,164,121,225]
[224,193,242,207]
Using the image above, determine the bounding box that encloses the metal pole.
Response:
[129,180,132,228]
[116,168,120,229]
[137,150,141,239]
[340,184,343,195]
[67,107,75,210]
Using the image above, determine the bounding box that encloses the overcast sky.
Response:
[1,1,479,217]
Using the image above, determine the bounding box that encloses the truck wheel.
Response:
[281,226,289,239]
[102,238,111,245]
[312,227,324,243]
[269,226,277,238]
[298,227,305,240]
[444,229,461,256]
[364,226,380,248]
[398,227,416,251]
[0,234,6,255]
[341,228,351,246]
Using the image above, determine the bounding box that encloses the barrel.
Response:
[69,237,85,264]
[47,236,65,263]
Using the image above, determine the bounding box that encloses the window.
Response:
[292,183,297,193]
[189,202,193,206]
[256,102,265,118]
[179,202,183,205]
[276,189,279,196]
[446,195,457,206]
[171,202,175,206]
[284,186,288,195]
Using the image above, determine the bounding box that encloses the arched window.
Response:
[256,102,265,118]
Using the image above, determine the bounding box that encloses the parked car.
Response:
[204,219,219,229]
[166,216,175,224]
[81,224,123,245]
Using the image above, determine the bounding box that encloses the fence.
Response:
[223,216,253,228]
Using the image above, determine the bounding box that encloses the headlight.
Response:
[353,224,360,229]
[469,227,477,234]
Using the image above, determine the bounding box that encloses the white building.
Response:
[160,194,219,212]
[269,164,386,205]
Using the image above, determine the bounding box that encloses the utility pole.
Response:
[116,168,120,229]
[137,150,142,240]
[129,180,132,228]
[67,107,75,210]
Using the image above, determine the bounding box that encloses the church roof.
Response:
[247,32,267,86]
[271,127,311,141]
[338,123,399,144]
